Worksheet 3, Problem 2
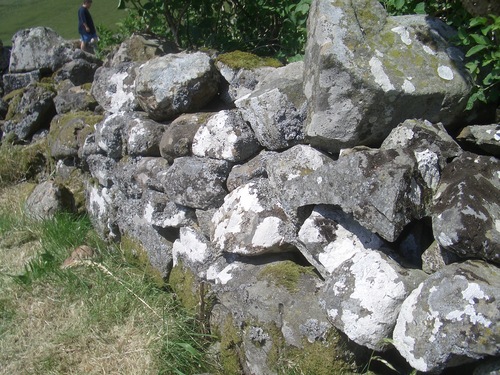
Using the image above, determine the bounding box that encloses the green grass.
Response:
[0,0,127,46]
[0,184,220,374]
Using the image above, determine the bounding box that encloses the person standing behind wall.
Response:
[78,0,98,53]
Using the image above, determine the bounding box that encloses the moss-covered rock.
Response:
[217,50,282,70]
[258,260,316,293]
[48,111,102,160]
[120,235,166,289]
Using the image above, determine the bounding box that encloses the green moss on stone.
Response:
[120,235,165,288]
[284,331,358,375]
[258,260,316,293]
[168,262,200,311]
[217,50,283,70]
[219,316,244,375]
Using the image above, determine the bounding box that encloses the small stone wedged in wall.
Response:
[159,112,211,164]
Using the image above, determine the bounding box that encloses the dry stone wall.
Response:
[1,0,499,373]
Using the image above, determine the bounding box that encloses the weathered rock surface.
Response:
[271,146,429,242]
[216,59,275,104]
[163,156,230,210]
[320,249,426,350]
[135,52,220,121]
[236,62,306,150]
[48,112,101,160]
[9,27,72,73]
[91,62,140,113]
[297,205,389,278]
[393,260,500,373]
[25,180,75,219]
[159,112,209,163]
[304,0,472,153]
[211,179,296,256]
[53,81,98,114]
[192,109,261,162]
[4,83,56,140]
[457,124,500,157]
[108,33,180,67]
[54,50,102,86]
[432,153,500,265]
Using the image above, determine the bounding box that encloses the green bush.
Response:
[116,0,311,61]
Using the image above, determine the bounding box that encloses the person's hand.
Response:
[85,26,90,32]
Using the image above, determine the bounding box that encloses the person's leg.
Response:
[80,34,91,52]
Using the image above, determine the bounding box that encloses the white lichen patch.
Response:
[391,26,412,45]
[172,227,208,266]
[445,304,492,326]
[462,206,487,221]
[192,111,241,161]
[423,45,436,55]
[107,71,136,113]
[127,121,147,147]
[461,282,489,304]
[415,149,440,190]
[212,182,264,250]
[437,66,454,81]
[402,79,415,93]
[212,263,239,285]
[370,56,395,92]
[252,216,284,248]
[143,202,154,223]
[393,283,428,372]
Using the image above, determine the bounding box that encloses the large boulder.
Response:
[235,61,307,150]
[393,260,500,373]
[432,152,500,265]
[9,27,72,74]
[304,0,472,153]
[135,52,220,121]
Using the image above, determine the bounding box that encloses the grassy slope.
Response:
[0,183,219,374]
[0,0,126,45]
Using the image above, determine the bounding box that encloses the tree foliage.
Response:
[379,0,499,110]
[116,0,310,61]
